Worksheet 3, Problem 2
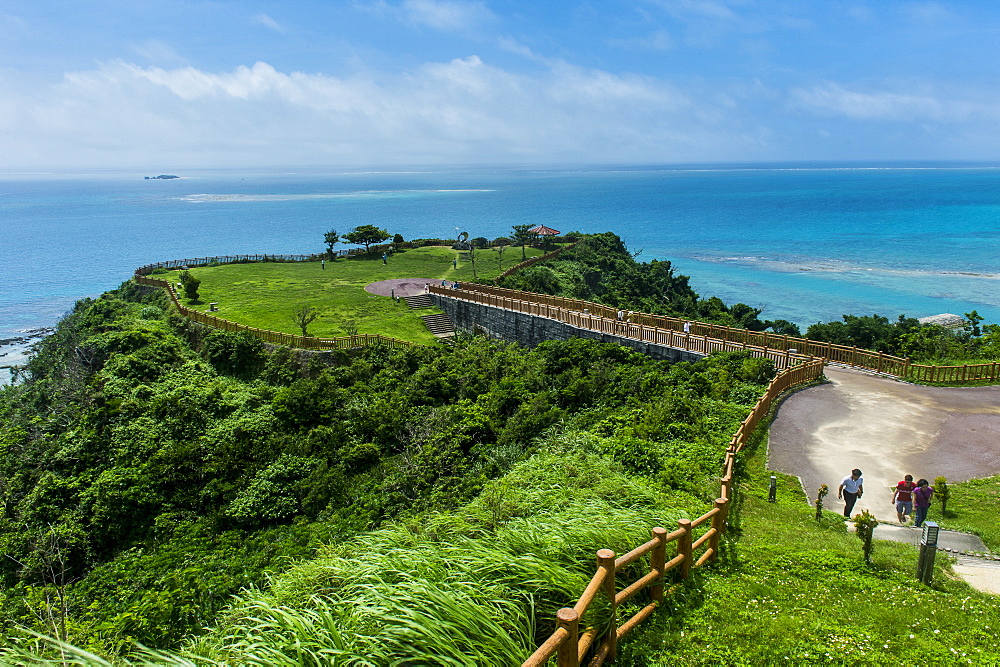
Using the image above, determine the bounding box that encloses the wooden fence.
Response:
[134,275,412,351]
[523,359,825,666]
[135,252,349,275]
[429,285,814,371]
[496,242,577,279]
[440,283,1000,384]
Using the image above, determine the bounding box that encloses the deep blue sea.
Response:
[3,163,1000,377]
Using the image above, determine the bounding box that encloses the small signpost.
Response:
[768,475,777,503]
[917,521,940,584]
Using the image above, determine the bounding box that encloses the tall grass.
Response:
[173,451,705,665]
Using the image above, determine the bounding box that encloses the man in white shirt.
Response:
[837,468,864,518]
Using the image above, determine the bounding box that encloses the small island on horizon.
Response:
[144,174,179,179]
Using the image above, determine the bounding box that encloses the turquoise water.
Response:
[2,164,1000,342]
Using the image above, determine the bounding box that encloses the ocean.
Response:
[3,164,1000,380]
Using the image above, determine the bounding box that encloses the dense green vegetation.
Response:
[0,277,771,660]
[804,311,1000,364]
[496,233,1000,365]
[2,231,998,664]
[494,232,803,334]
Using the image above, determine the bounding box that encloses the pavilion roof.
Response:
[527,224,560,236]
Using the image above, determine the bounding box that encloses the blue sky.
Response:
[2,0,1000,169]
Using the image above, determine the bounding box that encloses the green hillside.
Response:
[1,233,998,664]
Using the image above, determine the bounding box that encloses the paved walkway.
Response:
[769,365,1000,593]
[769,365,1000,522]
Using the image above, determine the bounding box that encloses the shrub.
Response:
[178,270,201,301]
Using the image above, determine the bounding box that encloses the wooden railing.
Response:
[523,359,825,666]
[134,275,412,351]
[497,242,577,279]
[440,283,1000,383]
[430,285,814,370]
[135,252,350,275]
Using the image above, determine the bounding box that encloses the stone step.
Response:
[404,294,434,309]
[421,312,456,336]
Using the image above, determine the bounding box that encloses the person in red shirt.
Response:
[892,474,917,523]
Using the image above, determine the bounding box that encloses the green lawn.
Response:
[935,475,1000,550]
[168,245,548,344]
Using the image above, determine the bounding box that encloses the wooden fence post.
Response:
[678,519,693,579]
[709,498,727,561]
[556,608,580,667]
[597,548,617,661]
[650,527,667,603]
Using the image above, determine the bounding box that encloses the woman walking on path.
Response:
[913,479,934,527]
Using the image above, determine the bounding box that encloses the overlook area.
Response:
[1,234,999,664]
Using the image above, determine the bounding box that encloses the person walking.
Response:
[913,478,934,527]
[838,468,864,518]
[892,474,917,523]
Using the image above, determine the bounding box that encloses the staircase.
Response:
[421,313,456,342]
[405,293,456,342]
[404,293,434,309]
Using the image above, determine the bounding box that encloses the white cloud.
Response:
[131,40,187,66]
[608,29,675,52]
[365,0,494,32]
[254,13,287,33]
[497,36,546,62]
[405,0,493,31]
[789,81,989,122]
[0,57,761,168]
[0,13,29,39]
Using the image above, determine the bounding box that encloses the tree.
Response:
[342,225,390,253]
[765,319,802,337]
[493,237,510,270]
[292,305,320,337]
[178,270,200,301]
[393,233,405,250]
[934,476,950,514]
[324,229,340,260]
[511,224,533,260]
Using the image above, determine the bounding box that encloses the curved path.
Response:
[364,278,440,297]
[769,365,1000,523]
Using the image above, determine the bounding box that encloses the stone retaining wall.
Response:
[431,294,705,363]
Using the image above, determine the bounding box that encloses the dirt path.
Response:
[769,365,1000,522]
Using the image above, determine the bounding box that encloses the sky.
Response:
[2,0,1000,170]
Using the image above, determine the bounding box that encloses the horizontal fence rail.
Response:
[496,242,577,279]
[135,252,348,275]
[134,275,413,351]
[430,285,815,371]
[440,283,1000,384]
[523,359,825,666]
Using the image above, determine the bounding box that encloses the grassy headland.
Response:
[169,244,551,343]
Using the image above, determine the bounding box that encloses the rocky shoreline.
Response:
[0,327,53,384]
